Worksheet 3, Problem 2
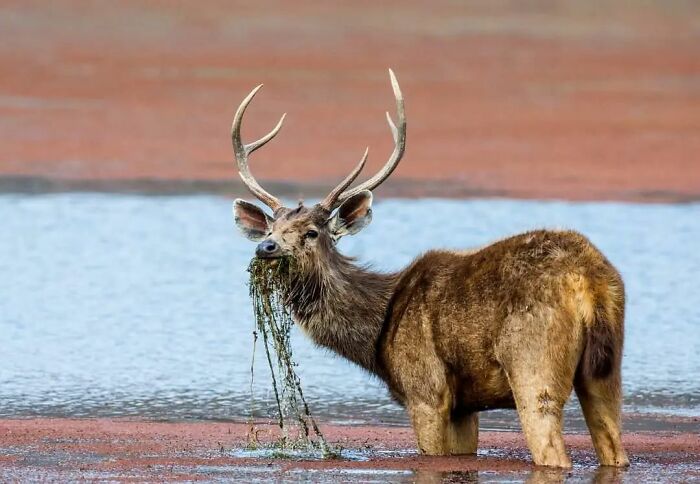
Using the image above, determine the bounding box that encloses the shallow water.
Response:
[4,459,697,483]
[1,194,698,428]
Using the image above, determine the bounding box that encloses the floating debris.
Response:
[247,256,335,458]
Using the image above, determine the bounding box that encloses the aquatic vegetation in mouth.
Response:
[247,256,335,458]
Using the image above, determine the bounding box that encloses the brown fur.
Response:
[235,201,629,468]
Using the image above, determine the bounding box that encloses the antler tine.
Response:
[333,68,406,207]
[319,147,369,211]
[231,84,286,212]
[385,110,398,142]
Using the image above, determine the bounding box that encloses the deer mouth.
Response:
[255,255,282,266]
[255,249,290,262]
[255,253,295,268]
[249,255,296,283]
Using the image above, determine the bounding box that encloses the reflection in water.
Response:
[0,195,699,426]
[526,469,569,484]
[413,470,478,483]
[413,470,479,484]
[410,466,627,483]
[590,467,625,484]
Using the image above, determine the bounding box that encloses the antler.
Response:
[321,69,406,211]
[231,84,286,212]
[318,147,368,210]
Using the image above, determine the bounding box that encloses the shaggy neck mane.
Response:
[287,243,397,374]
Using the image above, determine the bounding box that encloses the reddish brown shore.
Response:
[1,419,699,481]
[1,1,699,202]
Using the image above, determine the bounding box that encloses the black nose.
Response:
[256,239,280,258]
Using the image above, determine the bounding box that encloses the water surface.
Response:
[1,194,698,428]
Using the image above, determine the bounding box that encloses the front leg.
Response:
[408,400,451,455]
[448,412,479,454]
[408,404,479,455]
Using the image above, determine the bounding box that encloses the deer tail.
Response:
[581,278,625,380]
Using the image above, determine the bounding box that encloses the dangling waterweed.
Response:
[247,255,335,458]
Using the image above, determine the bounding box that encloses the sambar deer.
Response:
[231,70,629,468]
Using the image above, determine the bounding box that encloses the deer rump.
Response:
[376,229,624,415]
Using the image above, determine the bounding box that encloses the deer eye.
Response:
[305,229,319,239]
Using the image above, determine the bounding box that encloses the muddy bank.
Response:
[2,175,700,203]
[1,1,699,202]
[1,419,698,481]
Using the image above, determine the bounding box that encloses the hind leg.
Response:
[508,375,572,467]
[497,310,584,467]
[575,373,629,467]
[447,412,479,454]
[501,351,574,467]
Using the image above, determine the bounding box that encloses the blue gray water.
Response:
[1,194,698,429]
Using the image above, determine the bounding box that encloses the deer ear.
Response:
[233,199,273,242]
[327,190,373,239]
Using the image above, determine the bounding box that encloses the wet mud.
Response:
[1,419,698,481]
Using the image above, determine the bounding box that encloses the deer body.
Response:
[229,70,628,468]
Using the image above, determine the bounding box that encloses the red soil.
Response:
[1,1,699,201]
[1,419,698,480]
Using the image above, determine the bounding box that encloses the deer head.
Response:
[232,70,406,269]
